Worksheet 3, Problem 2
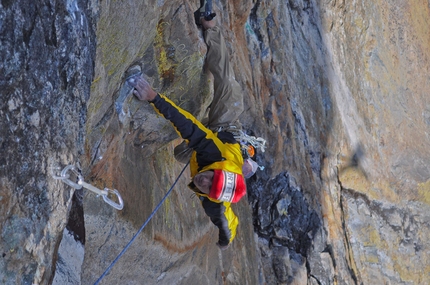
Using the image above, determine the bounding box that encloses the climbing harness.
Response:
[52,164,124,210]
[233,130,267,153]
[93,162,189,285]
[216,126,267,154]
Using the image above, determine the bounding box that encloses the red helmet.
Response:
[209,170,246,203]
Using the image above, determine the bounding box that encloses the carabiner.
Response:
[52,164,124,210]
[77,179,108,196]
[102,188,124,210]
[52,165,83,190]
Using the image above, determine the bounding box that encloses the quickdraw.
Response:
[52,164,124,210]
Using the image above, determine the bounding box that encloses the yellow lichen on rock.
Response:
[417,179,430,205]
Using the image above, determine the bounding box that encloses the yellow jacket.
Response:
[150,94,243,246]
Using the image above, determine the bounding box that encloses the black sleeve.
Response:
[151,94,224,165]
[201,197,231,246]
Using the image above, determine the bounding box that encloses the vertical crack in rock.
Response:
[249,0,266,55]
[338,183,429,284]
[66,189,86,245]
[338,183,361,285]
[309,274,323,285]
[321,243,336,270]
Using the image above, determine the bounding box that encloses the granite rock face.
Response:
[1,0,429,284]
[0,0,96,284]
[320,0,430,283]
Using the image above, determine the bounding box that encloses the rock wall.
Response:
[81,1,259,284]
[320,0,430,283]
[1,0,429,284]
[0,0,97,284]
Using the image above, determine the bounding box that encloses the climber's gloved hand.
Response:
[128,75,157,102]
[216,242,229,251]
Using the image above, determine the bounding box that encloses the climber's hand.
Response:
[129,75,157,101]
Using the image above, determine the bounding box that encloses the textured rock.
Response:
[250,172,320,255]
[0,1,96,284]
[1,0,430,284]
[52,230,84,285]
[319,0,430,283]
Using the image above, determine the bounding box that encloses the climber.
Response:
[129,1,256,250]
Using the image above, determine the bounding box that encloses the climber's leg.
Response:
[203,25,244,132]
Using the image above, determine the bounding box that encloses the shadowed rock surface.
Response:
[0,0,96,284]
[1,0,429,284]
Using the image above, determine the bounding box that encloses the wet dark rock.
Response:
[250,171,320,259]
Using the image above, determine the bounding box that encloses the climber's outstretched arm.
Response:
[130,75,225,164]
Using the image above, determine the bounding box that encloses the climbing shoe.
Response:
[194,0,216,26]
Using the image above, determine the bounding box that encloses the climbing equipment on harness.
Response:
[233,130,267,154]
[52,164,124,210]
[215,126,267,155]
[215,126,267,178]
[243,158,262,178]
[246,144,255,158]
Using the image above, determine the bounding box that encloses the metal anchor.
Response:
[52,164,124,210]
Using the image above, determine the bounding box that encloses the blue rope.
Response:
[94,162,189,285]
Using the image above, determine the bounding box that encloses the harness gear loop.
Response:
[215,126,267,153]
[233,131,267,153]
[218,125,266,152]
[52,164,124,210]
